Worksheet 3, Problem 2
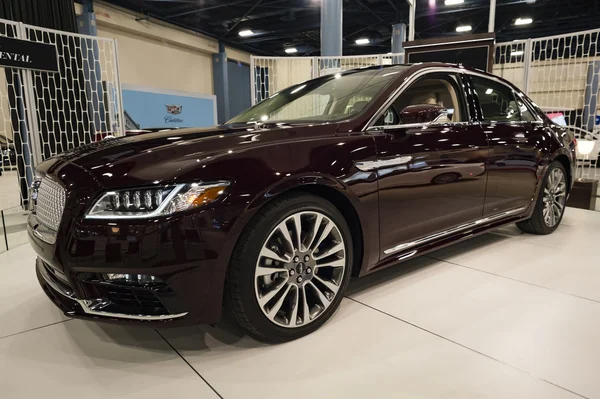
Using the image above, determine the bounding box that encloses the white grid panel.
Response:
[0,19,29,210]
[493,40,528,92]
[528,29,600,130]
[23,25,124,160]
[250,53,405,105]
[0,18,123,208]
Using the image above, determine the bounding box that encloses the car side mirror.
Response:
[399,104,449,125]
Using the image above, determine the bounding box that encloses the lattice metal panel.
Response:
[493,40,528,92]
[251,54,404,105]
[0,19,29,210]
[529,30,600,130]
[24,25,123,160]
[0,18,123,208]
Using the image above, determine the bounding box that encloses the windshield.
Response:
[228,66,407,124]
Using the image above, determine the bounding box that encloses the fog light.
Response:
[102,274,163,283]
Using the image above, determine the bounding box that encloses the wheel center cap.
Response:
[296,263,304,274]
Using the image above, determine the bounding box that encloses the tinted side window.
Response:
[376,73,467,126]
[471,76,524,123]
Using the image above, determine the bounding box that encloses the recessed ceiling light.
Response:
[355,38,370,45]
[515,17,533,26]
[456,25,472,32]
[285,47,298,54]
[511,50,524,57]
[485,88,493,95]
[239,30,254,37]
[445,0,464,5]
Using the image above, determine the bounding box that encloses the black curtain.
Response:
[1,0,92,204]
[0,0,77,32]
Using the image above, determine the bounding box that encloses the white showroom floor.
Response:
[1,207,599,399]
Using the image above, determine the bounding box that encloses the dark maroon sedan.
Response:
[29,63,576,342]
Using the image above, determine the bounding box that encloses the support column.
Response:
[488,0,496,32]
[408,0,416,41]
[77,0,97,36]
[583,61,600,132]
[213,42,230,124]
[391,23,406,63]
[320,0,342,57]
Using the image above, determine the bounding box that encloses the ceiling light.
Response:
[456,25,472,32]
[355,38,370,45]
[445,0,464,5]
[239,30,254,37]
[515,17,533,26]
[285,47,298,54]
[511,50,524,57]
[485,88,493,95]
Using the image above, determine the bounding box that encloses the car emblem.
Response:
[166,104,183,115]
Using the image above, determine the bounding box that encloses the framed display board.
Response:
[403,33,496,73]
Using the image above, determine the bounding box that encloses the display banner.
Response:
[121,84,217,129]
[0,36,58,72]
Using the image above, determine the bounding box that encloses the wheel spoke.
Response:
[256,266,288,277]
[293,214,303,251]
[288,286,299,327]
[313,241,344,260]
[305,214,323,251]
[258,280,288,308]
[310,219,333,253]
[277,221,294,253]
[307,280,331,306]
[260,247,291,264]
[301,284,310,323]
[313,275,340,295]
[553,200,564,211]
[315,258,345,269]
[266,284,292,321]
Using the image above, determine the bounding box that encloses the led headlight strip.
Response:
[85,181,230,219]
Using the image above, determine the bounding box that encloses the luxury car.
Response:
[29,63,576,342]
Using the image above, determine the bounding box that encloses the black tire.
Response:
[225,193,353,343]
[517,161,567,235]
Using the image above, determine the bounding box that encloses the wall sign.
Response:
[0,36,59,73]
[121,84,217,129]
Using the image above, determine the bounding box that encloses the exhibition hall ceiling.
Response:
[103,0,598,55]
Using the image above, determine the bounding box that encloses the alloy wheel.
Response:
[254,211,347,328]
[542,168,567,227]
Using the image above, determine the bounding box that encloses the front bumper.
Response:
[36,257,189,322]
[28,159,248,326]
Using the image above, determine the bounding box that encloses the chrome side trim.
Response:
[37,260,188,321]
[356,156,413,171]
[383,206,528,255]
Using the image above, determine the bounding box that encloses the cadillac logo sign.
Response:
[0,36,58,73]
[166,104,183,115]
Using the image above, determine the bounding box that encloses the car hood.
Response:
[49,123,334,189]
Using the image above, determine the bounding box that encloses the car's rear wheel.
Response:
[517,161,567,234]
[226,194,352,342]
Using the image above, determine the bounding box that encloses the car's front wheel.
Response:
[517,161,568,234]
[226,194,352,342]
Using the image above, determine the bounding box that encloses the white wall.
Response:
[81,2,252,95]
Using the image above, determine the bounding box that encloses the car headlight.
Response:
[85,181,230,219]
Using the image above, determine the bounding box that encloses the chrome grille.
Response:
[36,177,66,231]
